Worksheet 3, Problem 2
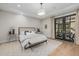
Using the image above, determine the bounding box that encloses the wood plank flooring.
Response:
[49,41,79,56]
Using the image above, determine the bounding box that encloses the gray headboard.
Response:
[18,27,36,35]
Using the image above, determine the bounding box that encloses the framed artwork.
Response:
[45,24,47,29]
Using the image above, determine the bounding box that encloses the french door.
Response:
[55,14,76,42]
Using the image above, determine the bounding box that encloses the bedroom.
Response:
[0,3,79,56]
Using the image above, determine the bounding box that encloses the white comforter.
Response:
[19,33,47,48]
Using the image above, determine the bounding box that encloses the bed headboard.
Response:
[18,27,36,35]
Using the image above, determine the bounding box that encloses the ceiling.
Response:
[0,3,79,19]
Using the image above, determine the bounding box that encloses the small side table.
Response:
[8,34,16,42]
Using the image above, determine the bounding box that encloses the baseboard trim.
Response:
[0,40,17,45]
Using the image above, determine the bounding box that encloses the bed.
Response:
[18,27,48,49]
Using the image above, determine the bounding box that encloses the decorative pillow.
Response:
[24,31,27,35]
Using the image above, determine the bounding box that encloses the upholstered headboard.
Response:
[18,27,36,35]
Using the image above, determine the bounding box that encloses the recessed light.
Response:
[17,4,21,7]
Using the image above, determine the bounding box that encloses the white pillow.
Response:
[31,31,35,34]
[26,31,35,35]
[20,31,24,35]
[26,32,31,35]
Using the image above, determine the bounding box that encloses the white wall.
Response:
[51,17,55,39]
[0,11,41,43]
[41,18,52,38]
[40,17,55,39]
[75,10,79,45]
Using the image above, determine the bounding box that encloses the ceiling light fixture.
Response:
[37,3,45,16]
[17,4,21,7]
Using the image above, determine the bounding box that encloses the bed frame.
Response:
[18,27,47,49]
[24,40,47,49]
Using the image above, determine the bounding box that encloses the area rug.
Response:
[19,39,63,56]
[0,39,62,56]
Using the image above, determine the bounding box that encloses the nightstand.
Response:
[8,34,16,42]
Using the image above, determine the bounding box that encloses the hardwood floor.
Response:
[49,41,79,56]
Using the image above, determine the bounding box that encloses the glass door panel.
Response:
[55,14,76,42]
[70,15,76,41]
[55,18,63,39]
[65,16,71,41]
